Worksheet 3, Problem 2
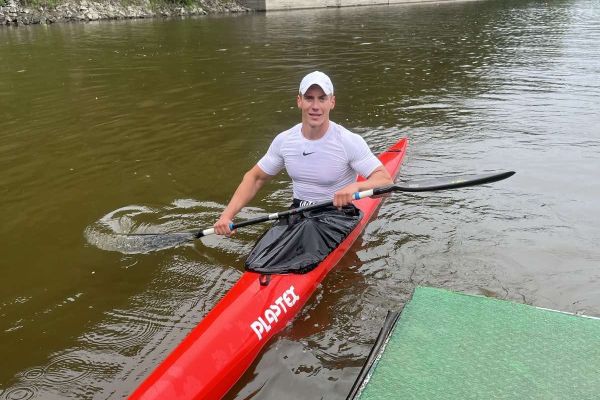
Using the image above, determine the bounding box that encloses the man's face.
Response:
[297,85,336,130]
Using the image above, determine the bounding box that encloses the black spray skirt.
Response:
[245,205,363,275]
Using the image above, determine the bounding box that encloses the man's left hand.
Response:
[333,183,360,208]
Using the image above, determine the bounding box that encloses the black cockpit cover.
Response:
[245,206,363,274]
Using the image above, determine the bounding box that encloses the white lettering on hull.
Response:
[250,286,300,340]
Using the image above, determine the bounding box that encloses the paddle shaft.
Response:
[196,170,515,238]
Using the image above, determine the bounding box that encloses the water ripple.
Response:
[1,387,38,400]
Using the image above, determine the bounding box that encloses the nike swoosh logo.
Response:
[302,151,315,156]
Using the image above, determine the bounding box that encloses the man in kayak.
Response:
[214,71,393,236]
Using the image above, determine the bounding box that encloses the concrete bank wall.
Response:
[241,0,469,11]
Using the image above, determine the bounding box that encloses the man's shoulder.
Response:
[329,120,351,135]
[281,123,302,135]
[329,121,367,146]
[272,125,300,147]
[273,123,302,142]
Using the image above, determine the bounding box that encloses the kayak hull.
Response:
[130,137,408,400]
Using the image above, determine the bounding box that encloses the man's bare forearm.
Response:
[333,166,393,207]
[221,170,268,220]
[358,166,393,190]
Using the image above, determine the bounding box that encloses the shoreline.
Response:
[0,0,481,27]
[0,0,249,26]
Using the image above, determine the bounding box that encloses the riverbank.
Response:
[0,0,483,26]
[0,0,248,26]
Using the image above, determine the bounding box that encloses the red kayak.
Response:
[130,137,408,400]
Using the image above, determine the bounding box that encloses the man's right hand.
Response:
[214,215,235,236]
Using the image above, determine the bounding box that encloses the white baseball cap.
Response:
[299,71,334,96]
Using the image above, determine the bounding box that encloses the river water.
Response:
[1,0,599,398]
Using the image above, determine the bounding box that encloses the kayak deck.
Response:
[130,138,408,400]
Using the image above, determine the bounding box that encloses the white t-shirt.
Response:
[257,121,382,202]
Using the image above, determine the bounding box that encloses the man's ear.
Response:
[330,95,336,109]
[297,94,302,108]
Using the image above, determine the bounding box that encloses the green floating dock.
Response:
[354,287,600,400]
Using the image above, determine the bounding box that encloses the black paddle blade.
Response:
[85,230,196,254]
[121,232,196,253]
[394,171,515,192]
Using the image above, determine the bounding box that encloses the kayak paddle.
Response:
[196,170,515,237]
[121,170,514,248]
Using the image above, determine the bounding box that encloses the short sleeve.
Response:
[347,134,382,178]
[257,133,285,176]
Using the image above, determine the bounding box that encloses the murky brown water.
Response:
[1,0,599,398]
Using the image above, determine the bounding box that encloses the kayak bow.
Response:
[129,138,408,400]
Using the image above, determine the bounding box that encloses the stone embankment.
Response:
[0,0,248,26]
